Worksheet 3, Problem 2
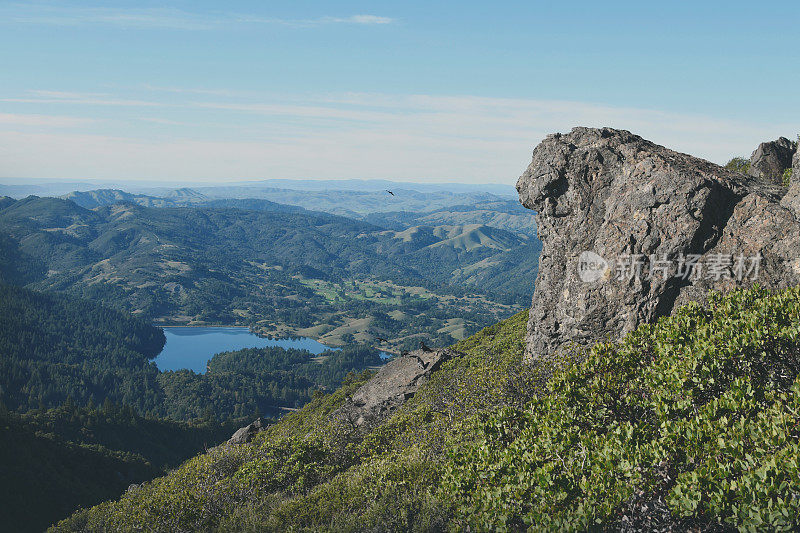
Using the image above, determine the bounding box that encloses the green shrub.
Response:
[783,168,793,187]
[725,157,751,174]
[443,286,800,531]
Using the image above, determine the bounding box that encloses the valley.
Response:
[0,189,540,352]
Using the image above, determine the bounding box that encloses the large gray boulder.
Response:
[748,136,796,184]
[517,127,800,363]
[335,348,462,427]
[227,418,267,445]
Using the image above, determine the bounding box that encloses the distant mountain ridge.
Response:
[208,178,517,196]
[59,187,537,238]
[62,188,308,214]
[0,178,516,203]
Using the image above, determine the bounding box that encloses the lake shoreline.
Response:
[154,324,315,342]
[155,326,335,373]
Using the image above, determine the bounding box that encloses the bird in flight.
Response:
[385,190,395,196]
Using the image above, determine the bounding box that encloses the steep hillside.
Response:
[0,232,44,285]
[0,283,166,413]
[0,402,242,533]
[53,286,800,531]
[1,407,159,533]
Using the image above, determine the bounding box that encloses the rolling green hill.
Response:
[387,223,525,252]
[364,199,538,237]
[0,196,538,350]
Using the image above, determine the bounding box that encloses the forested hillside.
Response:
[0,402,241,533]
[0,283,165,413]
[0,284,387,529]
[0,284,384,420]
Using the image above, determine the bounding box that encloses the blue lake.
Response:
[155,327,332,373]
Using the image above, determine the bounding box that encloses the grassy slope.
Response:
[53,287,800,531]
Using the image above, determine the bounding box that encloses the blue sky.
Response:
[1,1,798,184]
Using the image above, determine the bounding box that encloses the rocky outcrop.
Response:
[748,136,796,184]
[227,418,267,445]
[517,127,800,362]
[335,348,462,427]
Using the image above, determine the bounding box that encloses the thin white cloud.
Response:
[30,90,110,99]
[2,91,164,108]
[3,6,215,30]
[0,4,395,30]
[324,15,394,25]
[0,112,95,127]
[0,89,793,182]
[140,85,251,97]
[138,117,188,126]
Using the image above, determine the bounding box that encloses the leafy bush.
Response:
[725,157,751,174]
[443,286,800,531]
[783,168,793,187]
